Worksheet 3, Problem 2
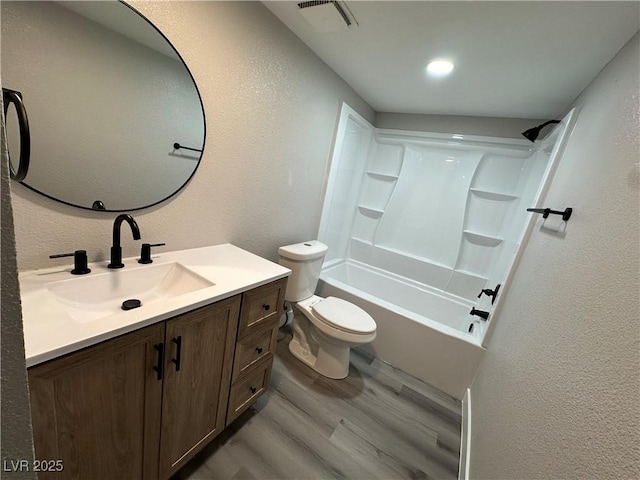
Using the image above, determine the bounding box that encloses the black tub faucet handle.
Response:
[477,284,501,305]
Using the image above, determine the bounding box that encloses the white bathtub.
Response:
[315,104,577,400]
[318,260,485,400]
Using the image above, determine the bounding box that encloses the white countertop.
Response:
[20,244,290,368]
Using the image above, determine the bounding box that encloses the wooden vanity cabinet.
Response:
[158,296,239,479]
[28,323,165,480]
[28,297,239,480]
[226,278,286,423]
[27,278,287,480]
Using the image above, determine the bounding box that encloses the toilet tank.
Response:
[278,240,328,302]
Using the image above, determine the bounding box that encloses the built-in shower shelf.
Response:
[454,269,488,281]
[357,205,385,217]
[469,188,519,201]
[463,230,503,247]
[366,171,399,181]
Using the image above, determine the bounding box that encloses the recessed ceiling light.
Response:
[426,60,455,77]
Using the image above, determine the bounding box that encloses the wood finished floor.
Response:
[173,326,462,480]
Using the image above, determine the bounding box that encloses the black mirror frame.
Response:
[11,0,206,213]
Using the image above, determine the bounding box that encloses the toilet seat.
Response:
[312,296,376,334]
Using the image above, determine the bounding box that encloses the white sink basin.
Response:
[46,262,214,323]
[20,244,291,367]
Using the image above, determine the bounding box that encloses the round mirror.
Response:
[1,1,205,211]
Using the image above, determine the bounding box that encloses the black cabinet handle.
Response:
[262,304,270,311]
[256,347,263,355]
[153,343,164,381]
[250,386,257,394]
[171,336,182,372]
[3,88,30,182]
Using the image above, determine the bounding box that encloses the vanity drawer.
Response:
[232,319,278,383]
[227,359,272,424]
[238,278,286,338]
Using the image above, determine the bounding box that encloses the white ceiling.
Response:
[264,1,640,119]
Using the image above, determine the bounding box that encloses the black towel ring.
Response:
[3,88,31,182]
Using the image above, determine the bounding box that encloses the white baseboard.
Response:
[458,388,471,480]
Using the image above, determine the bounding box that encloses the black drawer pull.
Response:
[262,304,270,311]
[153,343,164,381]
[171,336,182,372]
[256,347,263,354]
[250,386,257,394]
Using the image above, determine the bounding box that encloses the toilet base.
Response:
[288,316,350,379]
[289,334,350,379]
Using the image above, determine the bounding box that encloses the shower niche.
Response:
[318,103,576,344]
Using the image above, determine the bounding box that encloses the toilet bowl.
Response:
[278,240,377,379]
[289,295,376,379]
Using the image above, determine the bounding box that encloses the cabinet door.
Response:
[28,323,165,480]
[158,296,240,479]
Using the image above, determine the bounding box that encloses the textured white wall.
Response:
[10,1,374,271]
[469,32,640,479]
[1,101,36,477]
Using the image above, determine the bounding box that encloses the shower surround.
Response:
[317,104,575,398]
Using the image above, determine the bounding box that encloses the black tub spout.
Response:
[470,307,490,321]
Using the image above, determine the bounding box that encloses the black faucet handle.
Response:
[477,284,501,304]
[138,243,166,264]
[50,250,91,275]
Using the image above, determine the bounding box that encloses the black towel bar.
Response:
[173,142,202,153]
[527,207,572,221]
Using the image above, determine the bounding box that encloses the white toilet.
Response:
[278,240,376,379]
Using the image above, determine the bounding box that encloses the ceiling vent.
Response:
[297,1,358,33]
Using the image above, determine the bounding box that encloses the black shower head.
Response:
[522,127,541,142]
[521,120,561,143]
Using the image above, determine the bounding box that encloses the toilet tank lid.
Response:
[278,240,328,261]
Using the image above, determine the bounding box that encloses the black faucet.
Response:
[108,214,141,269]
[470,307,490,321]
